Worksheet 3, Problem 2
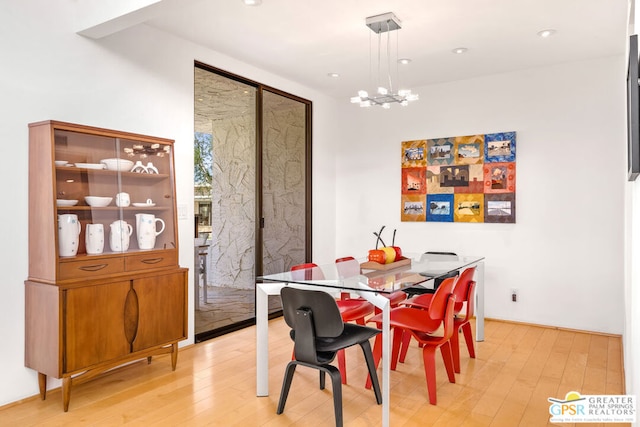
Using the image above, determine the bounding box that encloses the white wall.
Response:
[0,0,632,411]
[335,57,627,334]
[0,1,339,406]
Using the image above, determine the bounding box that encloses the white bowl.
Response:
[75,162,105,170]
[84,196,113,207]
[100,158,134,172]
[54,160,68,167]
[56,199,78,207]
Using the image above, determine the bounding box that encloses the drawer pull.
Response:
[79,264,108,272]
[141,258,163,265]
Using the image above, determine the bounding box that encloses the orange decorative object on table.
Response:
[368,249,386,264]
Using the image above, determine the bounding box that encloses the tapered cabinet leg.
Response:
[171,343,178,370]
[62,376,71,412]
[38,372,46,400]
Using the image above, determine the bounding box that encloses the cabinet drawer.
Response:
[125,251,177,271]
[59,257,125,280]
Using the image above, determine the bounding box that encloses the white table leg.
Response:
[358,291,390,427]
[475,261,485,341]
[256,281,284,396]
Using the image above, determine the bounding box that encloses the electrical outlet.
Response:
[511,288,518,302]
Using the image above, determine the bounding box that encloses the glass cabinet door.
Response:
[54,129,176,258]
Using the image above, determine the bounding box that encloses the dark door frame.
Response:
[194,61,312,341]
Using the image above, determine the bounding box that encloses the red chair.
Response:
[451,280,476,373]
[367,276,458,404]
[291,262,375,385]
[335,256,407,388]
[397,266,476,371]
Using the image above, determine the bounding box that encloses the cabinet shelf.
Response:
[56,206,169,212]
[56,166,170,180]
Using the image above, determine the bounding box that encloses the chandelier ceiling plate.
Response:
[365,12,401,34]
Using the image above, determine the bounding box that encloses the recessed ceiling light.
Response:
[327,73,340,78]
[452,47,468,54]
[398,58,412,65]
[242,0,262,5]
[537,29,556,38]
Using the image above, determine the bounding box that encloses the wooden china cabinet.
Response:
[25,120,187,411]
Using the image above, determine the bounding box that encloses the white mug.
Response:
[85,223,104,255]
[58,214,81,257]
[115,192,130,207]
[109,220,133,252]
[135,213,165,250]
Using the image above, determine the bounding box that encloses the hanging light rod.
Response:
[351,12,419,109]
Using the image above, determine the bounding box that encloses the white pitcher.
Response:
[85,223,104,255]
[58,214,81,257]
[135,213,165,250]
[109,220,133,252]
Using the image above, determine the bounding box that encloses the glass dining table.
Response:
[256,252,485,427]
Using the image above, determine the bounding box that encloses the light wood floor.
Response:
[0,318,626,426]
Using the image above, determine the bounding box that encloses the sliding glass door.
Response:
[194,63,311,341]
[261,89,309,276]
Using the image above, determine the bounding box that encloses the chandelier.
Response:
[350,12,419,109]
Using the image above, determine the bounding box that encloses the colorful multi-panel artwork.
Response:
[401,132,516,223]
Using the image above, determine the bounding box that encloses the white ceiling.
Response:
[144,0,629,100]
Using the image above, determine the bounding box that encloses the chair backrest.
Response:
[440,294,457,341]
[335,256,360,278]
[422,251,459,262]
[291,262,317,270]
[335,256,360,299]
[451,266,476,313]
[424,251,458,256]
[428,276,457,321]
[280,287,344,338]
[291,262,325,280]
[419,252,460,290]
[460,281,476,321]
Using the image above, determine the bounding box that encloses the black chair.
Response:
[277,287,382,427]
[403,251,460,297]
